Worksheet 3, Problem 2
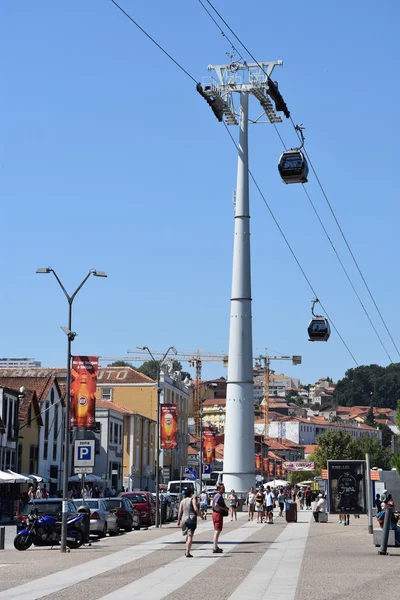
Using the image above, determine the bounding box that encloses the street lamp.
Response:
[137,345,177,528]
[36,267,107,552]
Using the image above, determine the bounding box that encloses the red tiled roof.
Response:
[202,398,226,407]
[95,399,135,415]
[0,366,155,385]
[188,446,199,455]
[0,375,62,405]
[304,444,318,455]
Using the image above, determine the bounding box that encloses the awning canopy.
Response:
[264,479,288,488]
[0,470,33,484]
[21,473,49,483]
[68,474,102,483]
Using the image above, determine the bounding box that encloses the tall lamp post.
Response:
[36,267,107,552]
[137,345,177,528]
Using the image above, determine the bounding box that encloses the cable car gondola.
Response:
[308,298,331,342]
[278,125,309,184]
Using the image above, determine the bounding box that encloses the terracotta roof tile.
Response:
[0,375,62,405]
[95,399,135,415]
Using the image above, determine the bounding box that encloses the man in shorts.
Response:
[212,483,228,553]
[264,486,275,524]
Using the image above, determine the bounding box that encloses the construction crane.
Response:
[99,350,228,438]
[254,351,302,440]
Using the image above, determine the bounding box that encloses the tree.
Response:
[364,406,376,427]
[108,360,133,367]
[288,470,318,485]
[396,399,400,431]
[312,430,359,472]
[354,436,391,470]
[137,359,189,381]
[377,423,393,449]
[332,363,400,408]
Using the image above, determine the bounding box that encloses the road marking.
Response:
[98,520,263,600]
[0,515,246,600]
[0,523,215,600]
[228,511,312,599]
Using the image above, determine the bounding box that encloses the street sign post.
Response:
[74,440,95,470]
[183,466,197,480]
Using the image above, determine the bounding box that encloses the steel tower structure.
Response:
[198,59,289,493]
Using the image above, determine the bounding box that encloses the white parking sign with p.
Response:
[74,440,95,467]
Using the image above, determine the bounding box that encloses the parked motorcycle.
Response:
[14,508,84,551]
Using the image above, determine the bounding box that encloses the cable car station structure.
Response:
[198,58,291,494]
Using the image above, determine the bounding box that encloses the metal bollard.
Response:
[379,507,392,555]
[0,527,5,550]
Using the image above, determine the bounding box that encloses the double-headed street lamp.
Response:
[36,267,107,552]
[137,345,177,528]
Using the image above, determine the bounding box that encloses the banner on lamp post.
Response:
[268,461,274,477]
[70,356,98,428]
[276,463,281,478]
[255,453,262,471]
[160,404,178,449]
[202,429,216,463]
[263,457,269,473]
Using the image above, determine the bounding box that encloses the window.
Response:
[51,389,55,405]
[54,408,59,439]
[109,422,113,440]
[29,446,36,474]
[43,442,48,461]
[27,405,32,428]
[114,423,118,444]
[53,442,57,461]
[44,406,49,440]
[101,388,113,401]
[119,424,122,445]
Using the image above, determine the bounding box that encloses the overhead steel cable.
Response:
[198,0,400,362]
[197,0,245,62]
[198,0,398,362]
[222,123,358,366]
[110,0,198,84]
[289,116,400,359]
[109,0,359,366]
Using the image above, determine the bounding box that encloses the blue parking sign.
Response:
[74,440,95,467]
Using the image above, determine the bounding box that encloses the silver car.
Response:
[74,499,119,538]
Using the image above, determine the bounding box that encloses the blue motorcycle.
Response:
[14,508,84,551]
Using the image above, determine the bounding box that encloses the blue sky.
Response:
[1,0,399,386]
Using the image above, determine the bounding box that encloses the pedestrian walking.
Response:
[245,486,255,521]
[305,487,312,510]
[92,485,100,498]
[42,484,49,499]
[228,489,238,521]
[110,486,117,497]
[255,488,265,523]
[199,489,209,520]
[177,488,199,558]
[375,493,381,512]
[277,489,285,517]
[28,485,35,501]
[35,486,42,499]
[297,488,304,510]
[212,483,229,553]
[265,486,275,524]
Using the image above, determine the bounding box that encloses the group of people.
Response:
[245,486,276,523]
[177,484,228,558]
[375,489,400,545]
[27,484,49,500]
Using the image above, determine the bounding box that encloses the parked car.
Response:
[119,492,156,526]
[17,499,79,533]
[168,493,182,519]
[103,497,141,531]
[159,493,176,522]
[74,499,119,538]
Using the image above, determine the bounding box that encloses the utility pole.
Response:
[198,59,287,494]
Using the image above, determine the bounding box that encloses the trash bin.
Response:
[77,505,91,543]
[285,502,297,523]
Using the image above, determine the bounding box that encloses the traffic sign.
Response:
[74,466,93,474]
[74,440,95,468]
[202,464,211,474]
[184,466,197,480]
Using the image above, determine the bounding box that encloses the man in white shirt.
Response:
[313,494,326,522]
[264,486,275,524]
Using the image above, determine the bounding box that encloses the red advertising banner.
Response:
[70,356,98,428]
[268,461,274,477]
[202,429,216,463]
[255,453,262,471]
[160,404,178,449]
[276,463,281,478]
[263,457,269,473]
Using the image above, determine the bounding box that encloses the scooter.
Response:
[14,508,84,551]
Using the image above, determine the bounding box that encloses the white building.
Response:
[94,401,126,492]
[0,358,41,368]
[0,387,19,470]
[263,417,382,445]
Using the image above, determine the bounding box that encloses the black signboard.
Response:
[327,460,367,515]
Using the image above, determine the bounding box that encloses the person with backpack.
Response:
[177,488,200,558]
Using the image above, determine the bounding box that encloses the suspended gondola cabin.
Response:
[308,317,331,342]
[278,150,309,184]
